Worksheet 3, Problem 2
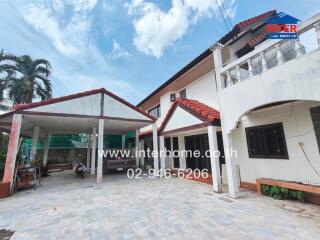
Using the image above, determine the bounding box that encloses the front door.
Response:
[185,134,211,172]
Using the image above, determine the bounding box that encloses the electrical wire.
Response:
[219,0,233,28]
[215,0,230,31]
[289,102,320,180]
[299,144,320,179]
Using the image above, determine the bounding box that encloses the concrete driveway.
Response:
[0,171,320,240]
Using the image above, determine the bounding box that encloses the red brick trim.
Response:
[240,181,257,191]
[0,182,10,199]
[256,178,320,195]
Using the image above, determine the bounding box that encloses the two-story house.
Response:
[137,10,320,199]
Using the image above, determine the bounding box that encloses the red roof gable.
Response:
[234,10,276,31]
[159,98,220,133]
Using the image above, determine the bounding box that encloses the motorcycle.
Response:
[72,159,87,178]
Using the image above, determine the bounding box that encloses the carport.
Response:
[0,88,158,192]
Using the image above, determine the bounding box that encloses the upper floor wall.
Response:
[216,12,320,133]
[140,70,218,133]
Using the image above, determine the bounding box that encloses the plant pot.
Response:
[0,182,10,199]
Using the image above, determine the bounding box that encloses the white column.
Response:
[294,38,304,57]
[91,127,97,175]
[159,136,166,172]
[43,134,50,167]
[235,65,241,82]
[30,126,40,162]
[86,134,91,169]
[3,114,22,190]
[260,52,268,72]
[152,123,159,172]
[211,43,224,90]
[97,119,104,183]
[122,134,126,150]
[139,139,145,168]
[222,130,239,198]
[207,126,221,193]
[314,22,320,48]
[178,135,186,170]
[275,43,284,65]
[170,137,174,169]
[135,130,139,168]
[247,59,253,78]
[226,71,232,87]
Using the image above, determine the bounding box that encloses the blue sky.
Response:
[1,0,319,105]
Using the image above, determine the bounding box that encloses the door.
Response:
[185,134,211,172]
[172,137,180,168]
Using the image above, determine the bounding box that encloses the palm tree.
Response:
[0,50,12,110]
[3,54,52,104]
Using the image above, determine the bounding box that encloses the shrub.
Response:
[261,184,304,202]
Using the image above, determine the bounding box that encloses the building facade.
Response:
[137,10,320,198]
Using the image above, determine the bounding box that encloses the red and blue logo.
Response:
[266,12,300,39]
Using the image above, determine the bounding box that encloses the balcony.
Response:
[218,13,320,133]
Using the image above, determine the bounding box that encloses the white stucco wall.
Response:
[31,93,101,116]
[219,48,320,133]
[233,101,320,186]
[104,94,149,120]
[163,106,202,132]
[141,70,218,133]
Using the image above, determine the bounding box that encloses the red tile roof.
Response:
[176,98,220,121]
[219,9,276,44]
[234,10,276,31]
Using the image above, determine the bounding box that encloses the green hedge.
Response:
[261,184,305,202]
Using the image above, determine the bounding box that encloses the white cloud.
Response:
[22,1,91,58]
[111,40,130,59]
[126,0,237,58]
[11,0,142,101]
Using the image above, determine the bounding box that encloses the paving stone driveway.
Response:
[0,171,320,240]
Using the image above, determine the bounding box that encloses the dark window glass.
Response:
[164,138,171,156]
[179,89,186,99]
[310,106,320,153]
[148,105,161,118]
[245,123,288,159]
[170,93,176,102]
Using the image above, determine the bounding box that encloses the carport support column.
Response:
[3,114,22,191]
[139,139,145,168]
[152,123,159,172]
[122,134,126,150]
[43,134,50,167]
[30,126,40,161]
[91,127,97,175]
[222,131,239,199]
[86,134,91,169]
[159,136,166,171]
[135,130,139,167]
[97,119,104,183]
[178,136,186,170]
[207,126,222,193]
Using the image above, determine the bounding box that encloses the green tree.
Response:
[2,53,52,104]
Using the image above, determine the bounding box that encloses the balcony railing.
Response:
[220,13,320,89]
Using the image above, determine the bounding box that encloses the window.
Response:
[148,105,161,118]
[170,93,176,102]
[179,89,186,99]
[245,123,288,159]
[310,106,320,153]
